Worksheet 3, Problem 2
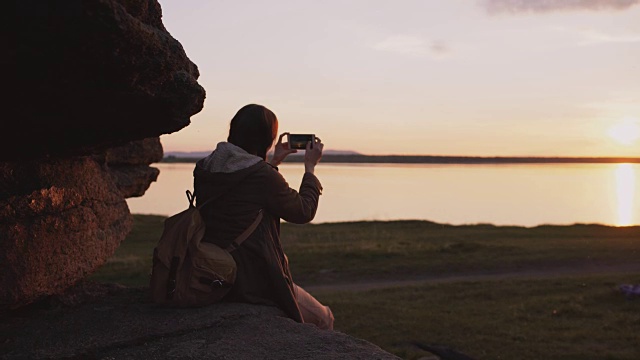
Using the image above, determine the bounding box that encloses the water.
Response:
[126,162,640,227]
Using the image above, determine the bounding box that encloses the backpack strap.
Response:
[186,189,222,210]
[188,189,263,252]
[225,210,264,252]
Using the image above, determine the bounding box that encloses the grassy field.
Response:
[90,215,640,360]
[316,275,640,360]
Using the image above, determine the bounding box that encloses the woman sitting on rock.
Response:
[193,103,334,330]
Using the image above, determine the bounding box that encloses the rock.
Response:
[11,0,206,161]
[3,0,204,309]
[107,164,160,198]
[104,138,163,197]
[105,138,164,166]
[0,158,132,309]
[0,283,401,360]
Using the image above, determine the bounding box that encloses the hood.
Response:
[193,142,268,199]
[199,142,263,173]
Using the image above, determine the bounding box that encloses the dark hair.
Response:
[227,104,278,160]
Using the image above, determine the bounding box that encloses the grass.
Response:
[317,275,640,360]
[283,220,640,284]
[89,215,640,359]
[91,216,640,286]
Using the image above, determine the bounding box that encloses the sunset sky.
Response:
[158,0,640,157]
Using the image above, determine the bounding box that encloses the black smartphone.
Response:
[287,134,315,150]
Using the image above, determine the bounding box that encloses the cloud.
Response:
[481,0,640,14]
[372,35,450,58]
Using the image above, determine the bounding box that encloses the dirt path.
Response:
[304,262,640,294]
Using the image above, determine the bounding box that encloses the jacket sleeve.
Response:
[264,169,323,224]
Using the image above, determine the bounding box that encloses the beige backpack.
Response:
[149,190,263,307]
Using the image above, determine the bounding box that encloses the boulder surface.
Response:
[0,283,401,360]
[0,158,132,308]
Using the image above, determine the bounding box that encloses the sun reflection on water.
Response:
[615,164,636,226]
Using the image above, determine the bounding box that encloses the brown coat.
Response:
[193,159,322,322]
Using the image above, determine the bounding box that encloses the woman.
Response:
[193,104,334,330]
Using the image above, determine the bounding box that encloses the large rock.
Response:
[2,0,205,308]
[104,137,164,198]
[0,158,132,309]
[0,283,401,359]
[11,0,205,161]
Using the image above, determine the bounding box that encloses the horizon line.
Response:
[163,151,640,160]
[161,153,640,165]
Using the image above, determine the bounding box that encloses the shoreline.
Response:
[129,213,638,229]
[162,154,640,165]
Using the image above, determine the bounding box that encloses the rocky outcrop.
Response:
[0,283,401,359]
[12,0,205,161]
[0,158,132,308]
[2,0,205,309]
[105,138,164,198]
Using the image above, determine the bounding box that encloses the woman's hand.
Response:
[269,132,297,167]
[304,137,324,174]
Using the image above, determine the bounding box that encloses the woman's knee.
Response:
[307,304,334,330]
[323,306,335,330]
[295,284,335,330]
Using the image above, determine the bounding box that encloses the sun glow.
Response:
[608,117,640,145]
[615,164,636,226]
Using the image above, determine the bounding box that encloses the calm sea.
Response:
[126,162,640,227]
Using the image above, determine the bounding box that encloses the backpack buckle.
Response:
[199,277,231,289]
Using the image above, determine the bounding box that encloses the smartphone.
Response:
[287,134,315,150]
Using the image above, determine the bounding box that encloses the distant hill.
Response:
[163,151,212,159]
[278,149,361,156]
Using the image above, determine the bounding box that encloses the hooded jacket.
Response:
[193,142,322,322]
